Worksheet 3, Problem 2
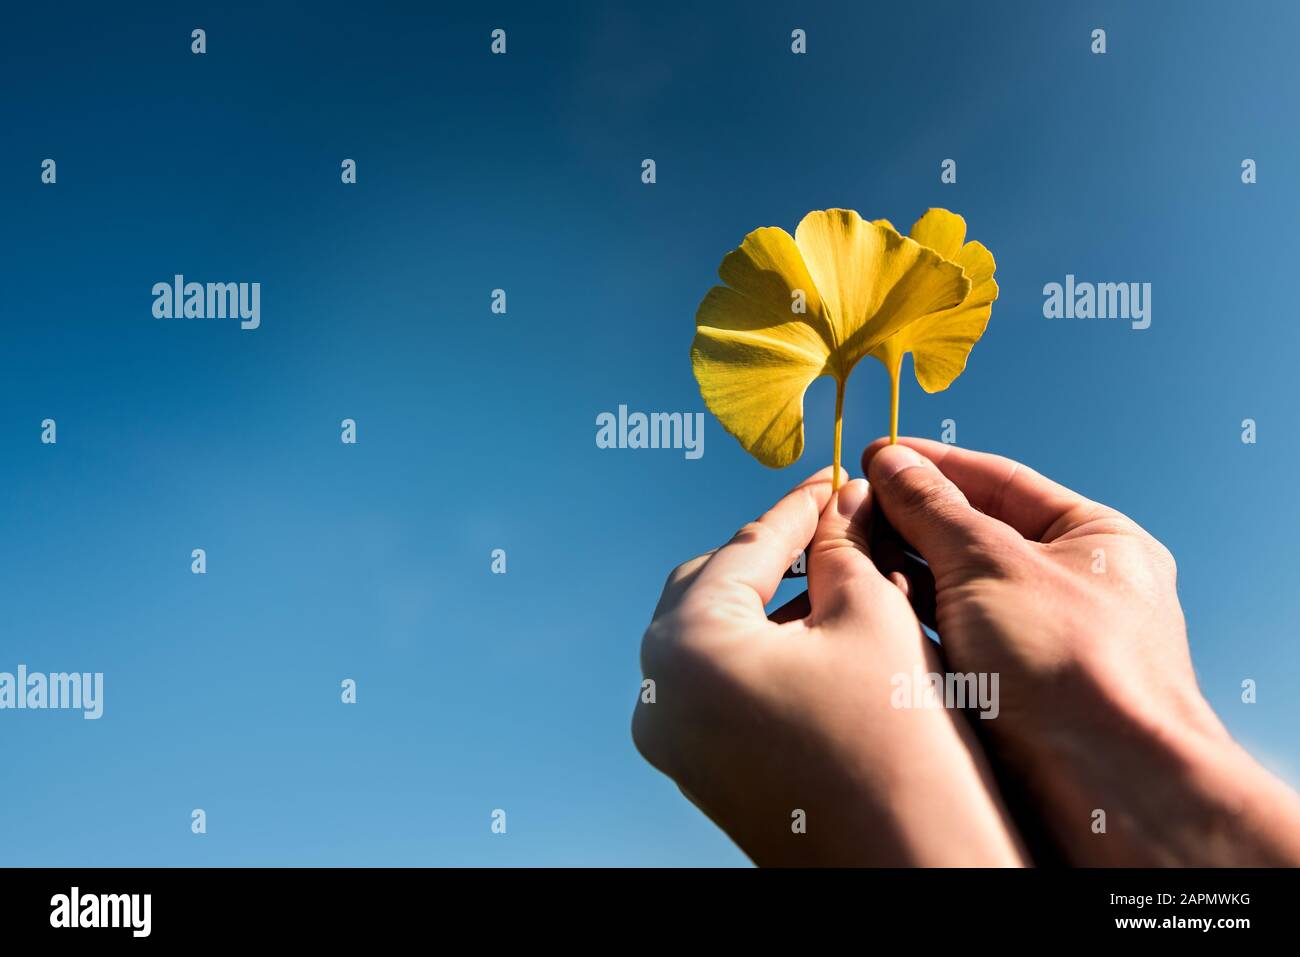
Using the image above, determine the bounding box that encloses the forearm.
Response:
[1016,699,1300,866]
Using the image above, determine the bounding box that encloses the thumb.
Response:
[865,444,1015,584]
[806,478,894,623]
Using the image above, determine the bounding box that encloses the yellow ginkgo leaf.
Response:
[869,208,999,443]
[692,209,970,489]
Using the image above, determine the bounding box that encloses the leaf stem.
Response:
[888,353,903,445]
[832,378,845,491]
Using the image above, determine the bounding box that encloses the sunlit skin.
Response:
[861,438,1300,865]
[633,465,1027,866]
[633,441,1300,866]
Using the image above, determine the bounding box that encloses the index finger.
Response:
[862,437,1088,542]
[698,465,841,606]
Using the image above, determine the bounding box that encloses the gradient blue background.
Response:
[2,0,1297,866]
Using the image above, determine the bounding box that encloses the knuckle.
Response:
[632,615,757,778]
[1097,518,1143,539]
[639,602,726,679]
[630,700,669,773]
[664,554,705,590]
[1148,537,1178,577]
[638,616,679,677]
[1074,504,1178,578]
[673,594,746,646]
[663,561,690,591]
[1078,504,1143,538]
[730,520,774,548]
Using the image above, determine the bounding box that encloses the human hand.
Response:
[863,437,1300,865]
[632,466,1026,866]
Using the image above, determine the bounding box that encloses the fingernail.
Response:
[836,478,870,517]
[871,444,927,482]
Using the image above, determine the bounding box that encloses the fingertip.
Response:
[861,437,891,472]
[806,477,889,621]
[869,443,929,484]
[862,436,929,473]
[888,570,911,598]
[834,478,870,518]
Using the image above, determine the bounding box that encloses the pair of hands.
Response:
[632,438,1300,866]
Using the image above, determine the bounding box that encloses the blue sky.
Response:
[1,0,1297,865]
